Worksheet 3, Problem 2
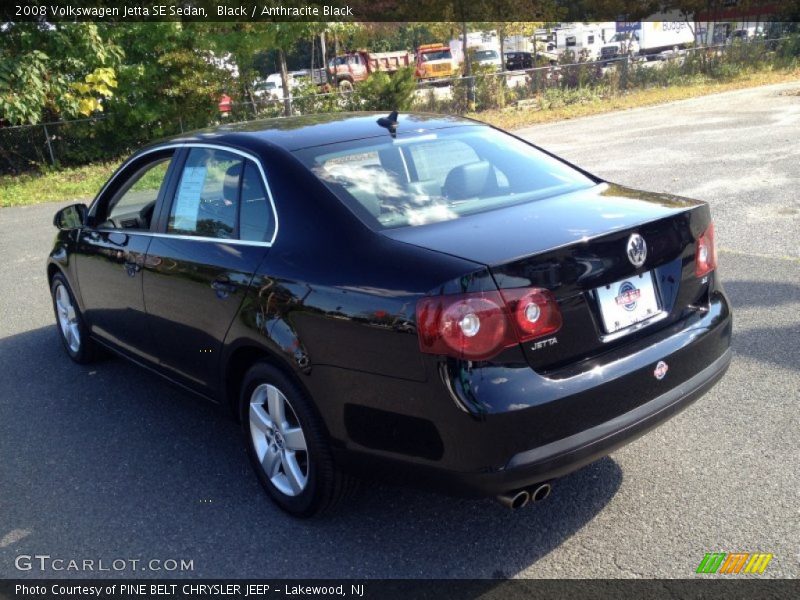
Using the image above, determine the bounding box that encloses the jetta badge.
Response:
[654,360,669,380]
[627,233,647,267]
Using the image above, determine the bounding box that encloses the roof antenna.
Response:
[377,110,399,138]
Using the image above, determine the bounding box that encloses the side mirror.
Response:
[53,203,88,230]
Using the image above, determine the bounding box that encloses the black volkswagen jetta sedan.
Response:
[48,113,731,516]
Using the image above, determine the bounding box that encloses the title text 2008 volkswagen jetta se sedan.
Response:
[47,113,731,516]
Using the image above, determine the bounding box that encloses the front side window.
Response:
[168,148,242,239]
[566,36,577,47]
[100,154,173,230]
[296,126,596,230]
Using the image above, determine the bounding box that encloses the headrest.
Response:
[442,161,497,200]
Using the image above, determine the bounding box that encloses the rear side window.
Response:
[239,161,274,243]
[168,148,242,239]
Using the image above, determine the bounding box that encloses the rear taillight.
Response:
[416,288,562,360]
[500,287,563,342]
[695,223,717,277]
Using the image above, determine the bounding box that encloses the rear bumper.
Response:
[328,291,732,497]
[458,348,731,495]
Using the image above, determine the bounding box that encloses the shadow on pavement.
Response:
[0,325,622,579]
[724,279,800,309]
[724,279,800,371]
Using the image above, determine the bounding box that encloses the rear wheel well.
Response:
[224,345,309,421]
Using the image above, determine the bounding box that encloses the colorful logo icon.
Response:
[696,552,773,575]
[654,360,668,380]
[615,281,641,311]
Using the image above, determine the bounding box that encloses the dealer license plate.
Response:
[595,272,661,334]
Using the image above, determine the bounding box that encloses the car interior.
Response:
[309,129,594,230]
[315,139,513,226]
[190,162,241,239]
[98,157,172,230]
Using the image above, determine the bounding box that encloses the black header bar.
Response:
[1,579,799,600]
[3,0,798,23]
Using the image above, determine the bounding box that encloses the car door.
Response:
[142,145,276,393]
[76,149,178,361]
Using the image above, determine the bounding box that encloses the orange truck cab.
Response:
[415,43,456,80]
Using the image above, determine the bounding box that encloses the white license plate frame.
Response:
[594,272,662,335]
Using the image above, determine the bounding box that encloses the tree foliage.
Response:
[0,23,121,125]
[104,22,228,142]
[356,67,418,111]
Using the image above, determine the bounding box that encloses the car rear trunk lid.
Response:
[384,183,713,370]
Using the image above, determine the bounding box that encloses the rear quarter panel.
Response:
[221,144,484,392]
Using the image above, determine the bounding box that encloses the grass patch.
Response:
[0,161,119,207]
[470,66,800,130]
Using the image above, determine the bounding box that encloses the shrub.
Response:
[471,64,505,111]
[354,67,417,112]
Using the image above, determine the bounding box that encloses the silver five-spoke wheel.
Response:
[55,282,81,353]
[249,383,309,496]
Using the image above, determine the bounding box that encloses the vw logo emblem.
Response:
[627,233,647,268]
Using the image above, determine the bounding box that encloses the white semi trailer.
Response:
[601,19,695,60]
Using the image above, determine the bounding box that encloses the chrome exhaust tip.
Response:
[529,482,552,503]
[496,489,530,510]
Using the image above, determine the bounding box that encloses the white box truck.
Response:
[601,19,695,60]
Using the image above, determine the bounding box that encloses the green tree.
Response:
[356,67,417,111]
[198,23,274,114]
[104,23,228,145]
[265,23,320,116]
[200,23,325,116]
[0,23,121,125]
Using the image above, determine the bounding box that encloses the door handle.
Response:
[123,252,143,277]
[211,277,237,298]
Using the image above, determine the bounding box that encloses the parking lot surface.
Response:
[1,82,798,579]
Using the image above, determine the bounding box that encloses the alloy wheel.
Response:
[55,283,81,353]
[248,383,309,496]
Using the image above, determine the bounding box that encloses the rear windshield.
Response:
[295,126,596,230]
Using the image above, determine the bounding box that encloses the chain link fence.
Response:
[2,35,797,176]
[1,116,113,175]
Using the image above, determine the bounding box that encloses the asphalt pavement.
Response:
[0,82,798,579]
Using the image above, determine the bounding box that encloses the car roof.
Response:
[149,112,477,153]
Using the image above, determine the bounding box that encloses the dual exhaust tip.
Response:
[496,482,552,510]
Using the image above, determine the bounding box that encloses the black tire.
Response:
[337,79,354,94]
[239,361,355,517]
[50,272,100,364]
